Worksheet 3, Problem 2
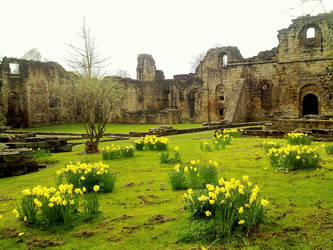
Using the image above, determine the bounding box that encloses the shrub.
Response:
[169,160,218,190]
[324,144,333,155]
[57,162,116,193]
[14,184,100,226]
[159,146,182,164]
[102,145,135,160]
[262,140,281,153]
[268,145,320,170]
[222,128,243,138]
[286,133,312,145]
[181,176,269,241]
[135,135,169,151]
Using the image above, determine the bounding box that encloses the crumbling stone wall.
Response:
[0,58,65,127]
[194,11,333,123]
[0,11,332,127]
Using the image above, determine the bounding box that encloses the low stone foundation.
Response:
[268,119,333,132]
[0,134,73,153]
[0,146,38,178]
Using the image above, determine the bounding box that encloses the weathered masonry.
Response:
[0,12,332,127]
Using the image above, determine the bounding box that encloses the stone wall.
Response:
[0,11,332,127]
[193,11,333,123]
[0,58,65,127]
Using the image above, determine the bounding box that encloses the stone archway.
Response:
[302,94,318,116]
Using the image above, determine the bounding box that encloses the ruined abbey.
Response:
[0,12,332,128]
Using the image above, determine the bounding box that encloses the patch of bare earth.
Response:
[73,229,96,238]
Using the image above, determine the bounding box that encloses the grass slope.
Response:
[0,131,332,249]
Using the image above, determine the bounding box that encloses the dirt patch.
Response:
[107,235,121,242]
[276,209,294,220]
[138,195,170,205]
[138,195,154,205]
[100,214,134,226]
[307,209,333,232]
[122,182,135,188]
[121,225,140,234]
[73,229,96,238]
[146,180,156,184]
[123,225,140,230]
[282,226,303,232]
[0,196,16,202]
[145,214,176,225]
[0,227,19,239]
[27,237,65,248]
[252,231,287,240]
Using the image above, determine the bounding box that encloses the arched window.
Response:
[222,55,228,67]
[302,94,318,116]
[306,27,315,39]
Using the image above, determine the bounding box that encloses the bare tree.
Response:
[286,0,328,16]
[61,19,124,153]
[190,52,206,73]
[114,69,131,78]
[65,18,110,77]
[22,48,42,61]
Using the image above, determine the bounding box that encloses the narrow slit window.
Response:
[306,27,315,39]
[222,55,228,67]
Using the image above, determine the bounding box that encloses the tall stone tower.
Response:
[136,54,156,81]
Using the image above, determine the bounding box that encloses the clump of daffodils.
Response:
[183,176,269,239]
[263,140,281,152]
[135,135,169,151]
[268,144,320,170]
[212,132,232,149]
[102,144,135,160]
[169,160,218,190]
[286,132,312,145]
[222,128,243,138]
[57,161,116,193]
[159,146,182,164]
[200,131,233,152]
[15,184,91,225]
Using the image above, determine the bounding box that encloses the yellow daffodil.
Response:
[93,185,100,192]
[238,220,245,225]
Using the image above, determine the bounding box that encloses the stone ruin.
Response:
[0,131,75,177]
[0,11,332,128]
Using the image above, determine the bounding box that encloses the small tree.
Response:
[60,75,124,153]
[65,18,110,77]
[61,18,123,153]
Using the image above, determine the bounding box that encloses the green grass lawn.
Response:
[0,131,332,249]
[13,123,202,134]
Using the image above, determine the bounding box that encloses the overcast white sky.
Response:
[1,0,332,78]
